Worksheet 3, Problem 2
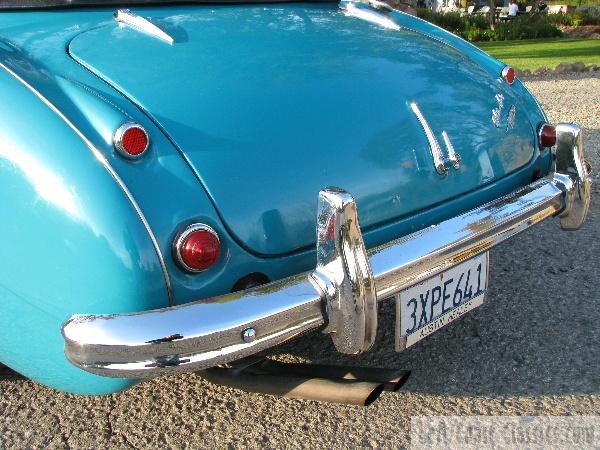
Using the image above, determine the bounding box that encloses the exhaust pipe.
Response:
[198,359,410,406]
[252,359,410,392]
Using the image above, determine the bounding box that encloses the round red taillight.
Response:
[174,224,221,273]
[502,66,515,85]
[539,124,557,148]
[114,122,149,158]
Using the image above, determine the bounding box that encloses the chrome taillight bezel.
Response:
[173,223,221,273]
[113,122,150,159]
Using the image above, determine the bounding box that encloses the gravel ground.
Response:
[1,74,599,449]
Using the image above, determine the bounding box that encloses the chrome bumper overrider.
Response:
[62,124,592,379]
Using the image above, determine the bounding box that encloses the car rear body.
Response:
[0,2,587,395]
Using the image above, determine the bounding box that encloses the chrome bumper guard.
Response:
[62,124,591,379]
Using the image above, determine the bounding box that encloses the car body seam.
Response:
[63,75,135,120]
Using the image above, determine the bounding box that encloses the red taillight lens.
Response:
[539,124,557,148]
[502,66,515,85]
[122,128,148,155]
[114,122,149,158]
[174,225,220,273]
[326,215,336,241]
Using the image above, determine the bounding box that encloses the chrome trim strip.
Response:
[341,2,401,30]
[410,102,447,174]
[340,0,395,14]
[363,0,394,11]
[507,105,516,130]
[538,123,548,149]
[62,125,591,378]
[0,62,175,306]
[113,9,174,45]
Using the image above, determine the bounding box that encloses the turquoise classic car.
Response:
[0,0,591,402]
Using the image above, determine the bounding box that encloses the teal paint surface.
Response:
[69,3,544,256]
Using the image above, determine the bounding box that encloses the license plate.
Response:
[395,253,489,351]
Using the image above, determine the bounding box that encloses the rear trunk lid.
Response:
[68,4,536,256]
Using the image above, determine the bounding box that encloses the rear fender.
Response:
[0,61,169,394]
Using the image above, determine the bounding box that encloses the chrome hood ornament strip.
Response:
[491,93,504,128]
[113,9,174,45]
[441,130,461,169]
[410,102,462,174]
[410,102,446,174]
[340,0,401,30]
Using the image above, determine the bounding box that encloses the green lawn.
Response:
[477,38,600,71]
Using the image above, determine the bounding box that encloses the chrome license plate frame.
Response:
[395,252,489,351]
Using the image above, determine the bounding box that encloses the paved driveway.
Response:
[1,74,599,449]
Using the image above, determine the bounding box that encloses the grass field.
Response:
[477,38,600,71]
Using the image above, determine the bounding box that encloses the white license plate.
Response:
[395,253,489,351]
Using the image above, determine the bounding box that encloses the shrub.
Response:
[416,8,489,33]
[416,8,563,41]
[545,6,600,26]
[459,25,498,41]
[495,16,563,40]
[576,6,600,24]
[416,9,466,32]
[578,5,600,16]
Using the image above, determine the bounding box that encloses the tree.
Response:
[487,0,497,29]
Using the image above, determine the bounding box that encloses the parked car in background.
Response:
[0,0,590,402]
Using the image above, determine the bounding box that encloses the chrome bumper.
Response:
[62,124,591,379]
